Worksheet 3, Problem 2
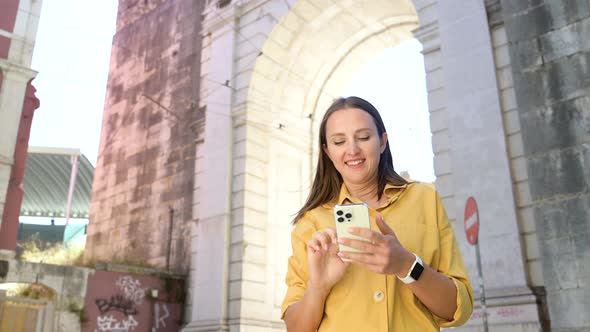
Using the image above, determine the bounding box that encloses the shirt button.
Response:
[373,290,384,303]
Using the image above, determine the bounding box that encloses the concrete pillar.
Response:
[183,3,238,331]
[0,80,39,251]
[437,0,541,328]
[0,64,37,242]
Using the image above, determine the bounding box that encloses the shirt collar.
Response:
[323,182,408,208]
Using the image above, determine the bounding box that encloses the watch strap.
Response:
[397,253,424,284]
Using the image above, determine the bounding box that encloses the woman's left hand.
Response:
[337,214,415,277]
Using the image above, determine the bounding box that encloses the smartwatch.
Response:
[397,253,424,284]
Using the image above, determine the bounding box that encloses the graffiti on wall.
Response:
[93,275,146,332]
[152,303,170,332]
[96,315,138,332]
[83,270,184,332]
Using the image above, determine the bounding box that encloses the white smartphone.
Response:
[334,203,371,260]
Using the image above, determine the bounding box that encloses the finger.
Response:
[376,214,395,236]
[338,238,375,253]
[347,227,385,245]
[323,227,338,243]
[307,238,321,252]
[312,231,332,250]
[337,251,386,273]
[337,250,378,265]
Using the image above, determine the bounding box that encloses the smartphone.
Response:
[334,203,371,260]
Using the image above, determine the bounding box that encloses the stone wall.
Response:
[85,0,205,273]
[0,258,92,332]
[501,0,590,330]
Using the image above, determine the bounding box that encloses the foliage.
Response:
[68,301,88,323]
[17,234,85,266]
[6,283,55,300]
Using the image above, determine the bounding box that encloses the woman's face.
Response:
[323,107,387,188]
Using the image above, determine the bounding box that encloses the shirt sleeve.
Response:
[280,216,316,320]
[432,191,475,327]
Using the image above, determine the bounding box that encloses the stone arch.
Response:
[237,0,439,321]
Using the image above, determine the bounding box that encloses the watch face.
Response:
[410,262,424,281]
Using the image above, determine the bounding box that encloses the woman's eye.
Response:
[333,141,344,146]
[358,136,370,141]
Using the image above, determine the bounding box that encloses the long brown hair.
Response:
[293,96,409,224]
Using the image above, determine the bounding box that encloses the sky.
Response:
[29,0,118,166]
[29,1,434,182]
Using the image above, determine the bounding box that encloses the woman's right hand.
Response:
[306,228,350,293]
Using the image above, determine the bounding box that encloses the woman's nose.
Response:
[346,141,360,154]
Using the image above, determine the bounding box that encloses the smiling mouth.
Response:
[345,159,365,166]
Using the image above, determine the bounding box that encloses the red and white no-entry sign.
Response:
[464,196,479,245]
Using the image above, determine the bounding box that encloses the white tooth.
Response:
[347,160,362,166]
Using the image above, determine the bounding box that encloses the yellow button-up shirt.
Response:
[281,182,473,331]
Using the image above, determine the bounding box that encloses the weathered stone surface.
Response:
[504,4,553,42]
[545,52,590,103]
[520,97,590,156]
[503,0,590,328]
[540,19,590,62]
[85,0,205,273]
[527,144,590,200]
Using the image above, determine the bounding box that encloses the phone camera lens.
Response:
[337,217,344,223]
[345,213,352,218]
[336,210,343,216]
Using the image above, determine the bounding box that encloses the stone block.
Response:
[578,255,590,288]
[544,0,590,30]
[431,129,450,153]
[434,174,453,199]
[503,109,520,136]
[429,108,448,133]
[540,19,590,62]
[500,87,517,113]
[433,151,452,176]
[527,259,545,286]
[425,68,444,91]
[534,195,590,241]
[500,0,532,16]
[423,49,442,73]
[427,88,447,112]
[416,2,437,27]
[507,133,524,157]
[491,26,507,47]
[241,262,266,283]
[542,250,578,291]
[546,52,590,103]
[518,206,536,233]
[515,181,532,207]
[520,97,590,156]
[504,4,553,42]
[441,196,456,221]
[496,66,514,90]
[524,233,541,260]
[493,42,511,68]
[510,156,528,182]
[546,288,590,329]
[527,145,589,200]
[573,230,590,258]
[511,69,546,111]
[292,0,321,22]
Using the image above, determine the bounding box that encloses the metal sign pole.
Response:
[475,240,489,332]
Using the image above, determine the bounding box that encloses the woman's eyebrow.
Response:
[329,128,373,138]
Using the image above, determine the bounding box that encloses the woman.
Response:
[281,97,473,331]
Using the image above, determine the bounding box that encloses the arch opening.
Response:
[241,0,429,318]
